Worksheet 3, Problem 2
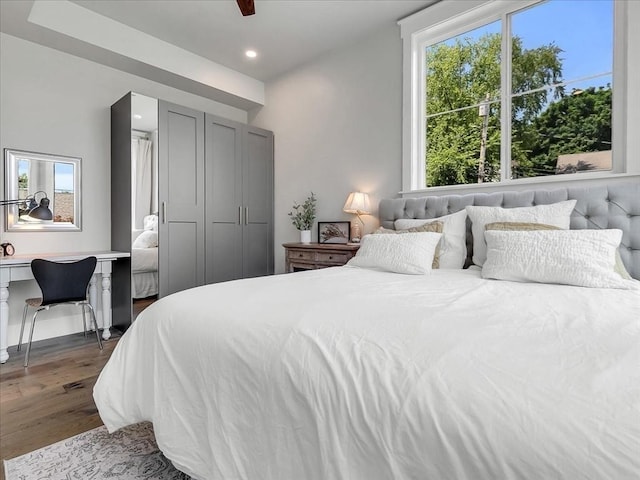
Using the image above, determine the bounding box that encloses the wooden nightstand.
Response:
[283,243,360,273]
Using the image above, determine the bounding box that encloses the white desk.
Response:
[0,251,130,363]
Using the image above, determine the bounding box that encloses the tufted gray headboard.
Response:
[379,183,640,280]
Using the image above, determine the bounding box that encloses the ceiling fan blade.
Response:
[236,0,255,16]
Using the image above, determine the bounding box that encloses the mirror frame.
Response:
[4,149,82,232]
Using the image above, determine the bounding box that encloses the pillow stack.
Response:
[465,200,576,267]
[347,210,467,275]
[374,221,443,268]
[393,209,467,269]
[463,201,635,289]
[347,232,442,275]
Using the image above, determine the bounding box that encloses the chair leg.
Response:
[81,303,88,337]
[24,309,41,368]
[17,303,29,352]
[85,303,103,351]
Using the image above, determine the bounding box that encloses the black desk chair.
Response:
[17,256,103,367]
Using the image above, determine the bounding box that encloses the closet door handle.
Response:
[162,202,167,224]
[238,206,243,225]
[244,207,249,225]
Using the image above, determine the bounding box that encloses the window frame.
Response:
[400,0,627,193]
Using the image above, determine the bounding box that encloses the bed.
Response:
[131,215,159,299]
[94,183,640,480]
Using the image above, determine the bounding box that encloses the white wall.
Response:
[0,33,247,347]
[251,24,404,273]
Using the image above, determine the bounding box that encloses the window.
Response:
[402,0,623,190]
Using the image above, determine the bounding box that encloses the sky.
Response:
[18,159,75,193]
[512,0,612,87]
[435,0,613,92]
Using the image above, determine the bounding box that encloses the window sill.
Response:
[400,172,639,197]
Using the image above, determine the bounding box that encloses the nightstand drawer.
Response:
[283,242,360,273]
[316,252,349,264]
[288,250,314,261]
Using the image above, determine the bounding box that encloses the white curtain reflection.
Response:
[132,137,153,230]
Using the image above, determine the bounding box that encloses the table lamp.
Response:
[1,191,53,221]
[343,192,370,243]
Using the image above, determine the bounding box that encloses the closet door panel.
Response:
[158,101,205,297]
[167,222,200,294]
[205,115,243,283]
[208,224,242,283]
[242,127,274,278]
[243,223,271,278]
[243,128,273,223]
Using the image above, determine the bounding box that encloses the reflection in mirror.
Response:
[4,149,81,231]
[130,93,159,301]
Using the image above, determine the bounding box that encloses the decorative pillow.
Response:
[394,209,467,269]
[133,230,158,249]
[346,232,442,275]
[143,214,158,232]
[466,200,576,266]
[485,221,633,280]
[485,221,559,231]
[374,221,443,268]
[482,229,638,289]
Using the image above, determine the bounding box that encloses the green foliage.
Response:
[18,173,28,189]
[425,33,563,186]
[520,86,612,177]
[288,193,317,231]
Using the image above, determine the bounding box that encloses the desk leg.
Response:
[89,275,98,330]
[101,273,112,340]
[0,281,9,363]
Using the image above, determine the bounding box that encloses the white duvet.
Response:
[94,267,640,480]
[131,246,158,273]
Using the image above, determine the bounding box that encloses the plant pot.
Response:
[300,230,312,244]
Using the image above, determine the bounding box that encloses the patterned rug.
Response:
[3,422,192,480]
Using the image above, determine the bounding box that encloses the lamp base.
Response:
[350,222,361,243]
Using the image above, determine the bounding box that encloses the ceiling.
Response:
[0,0,437,108]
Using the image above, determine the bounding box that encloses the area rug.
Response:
[3,422,191,479]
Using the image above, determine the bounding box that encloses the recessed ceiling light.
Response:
[245,50,257,59]
[133,114,142,119]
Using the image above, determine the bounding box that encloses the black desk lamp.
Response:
[1,191,53,221]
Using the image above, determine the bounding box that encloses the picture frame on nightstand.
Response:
[318,221,350,244]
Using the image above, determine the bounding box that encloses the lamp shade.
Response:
[29,197,53,221]
[343,192,370,215]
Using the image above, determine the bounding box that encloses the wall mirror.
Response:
[4,149,82,231]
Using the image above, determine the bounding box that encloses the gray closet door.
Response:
[242,126,274,278]
[158,101,205,296]
[204,115,274,283]
[205,114,243,283]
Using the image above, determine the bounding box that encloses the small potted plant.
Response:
[288,193,317,243]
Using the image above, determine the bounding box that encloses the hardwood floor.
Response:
[0,333,120,479]
[0,300,157,479]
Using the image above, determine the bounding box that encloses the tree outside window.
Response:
[423,0,613,187]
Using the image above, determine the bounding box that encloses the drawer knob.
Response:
[298,253,303,257]
[329,256,333,259]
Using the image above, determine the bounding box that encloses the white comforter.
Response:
[131,246,158,273]
[94,267,640,480]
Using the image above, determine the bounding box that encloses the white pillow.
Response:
[143,214,158,232]
[346,232,442,275]
[466,200,576,266]
[394,209,467,269]
[482,229,639,289]
[132,230,158,249]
